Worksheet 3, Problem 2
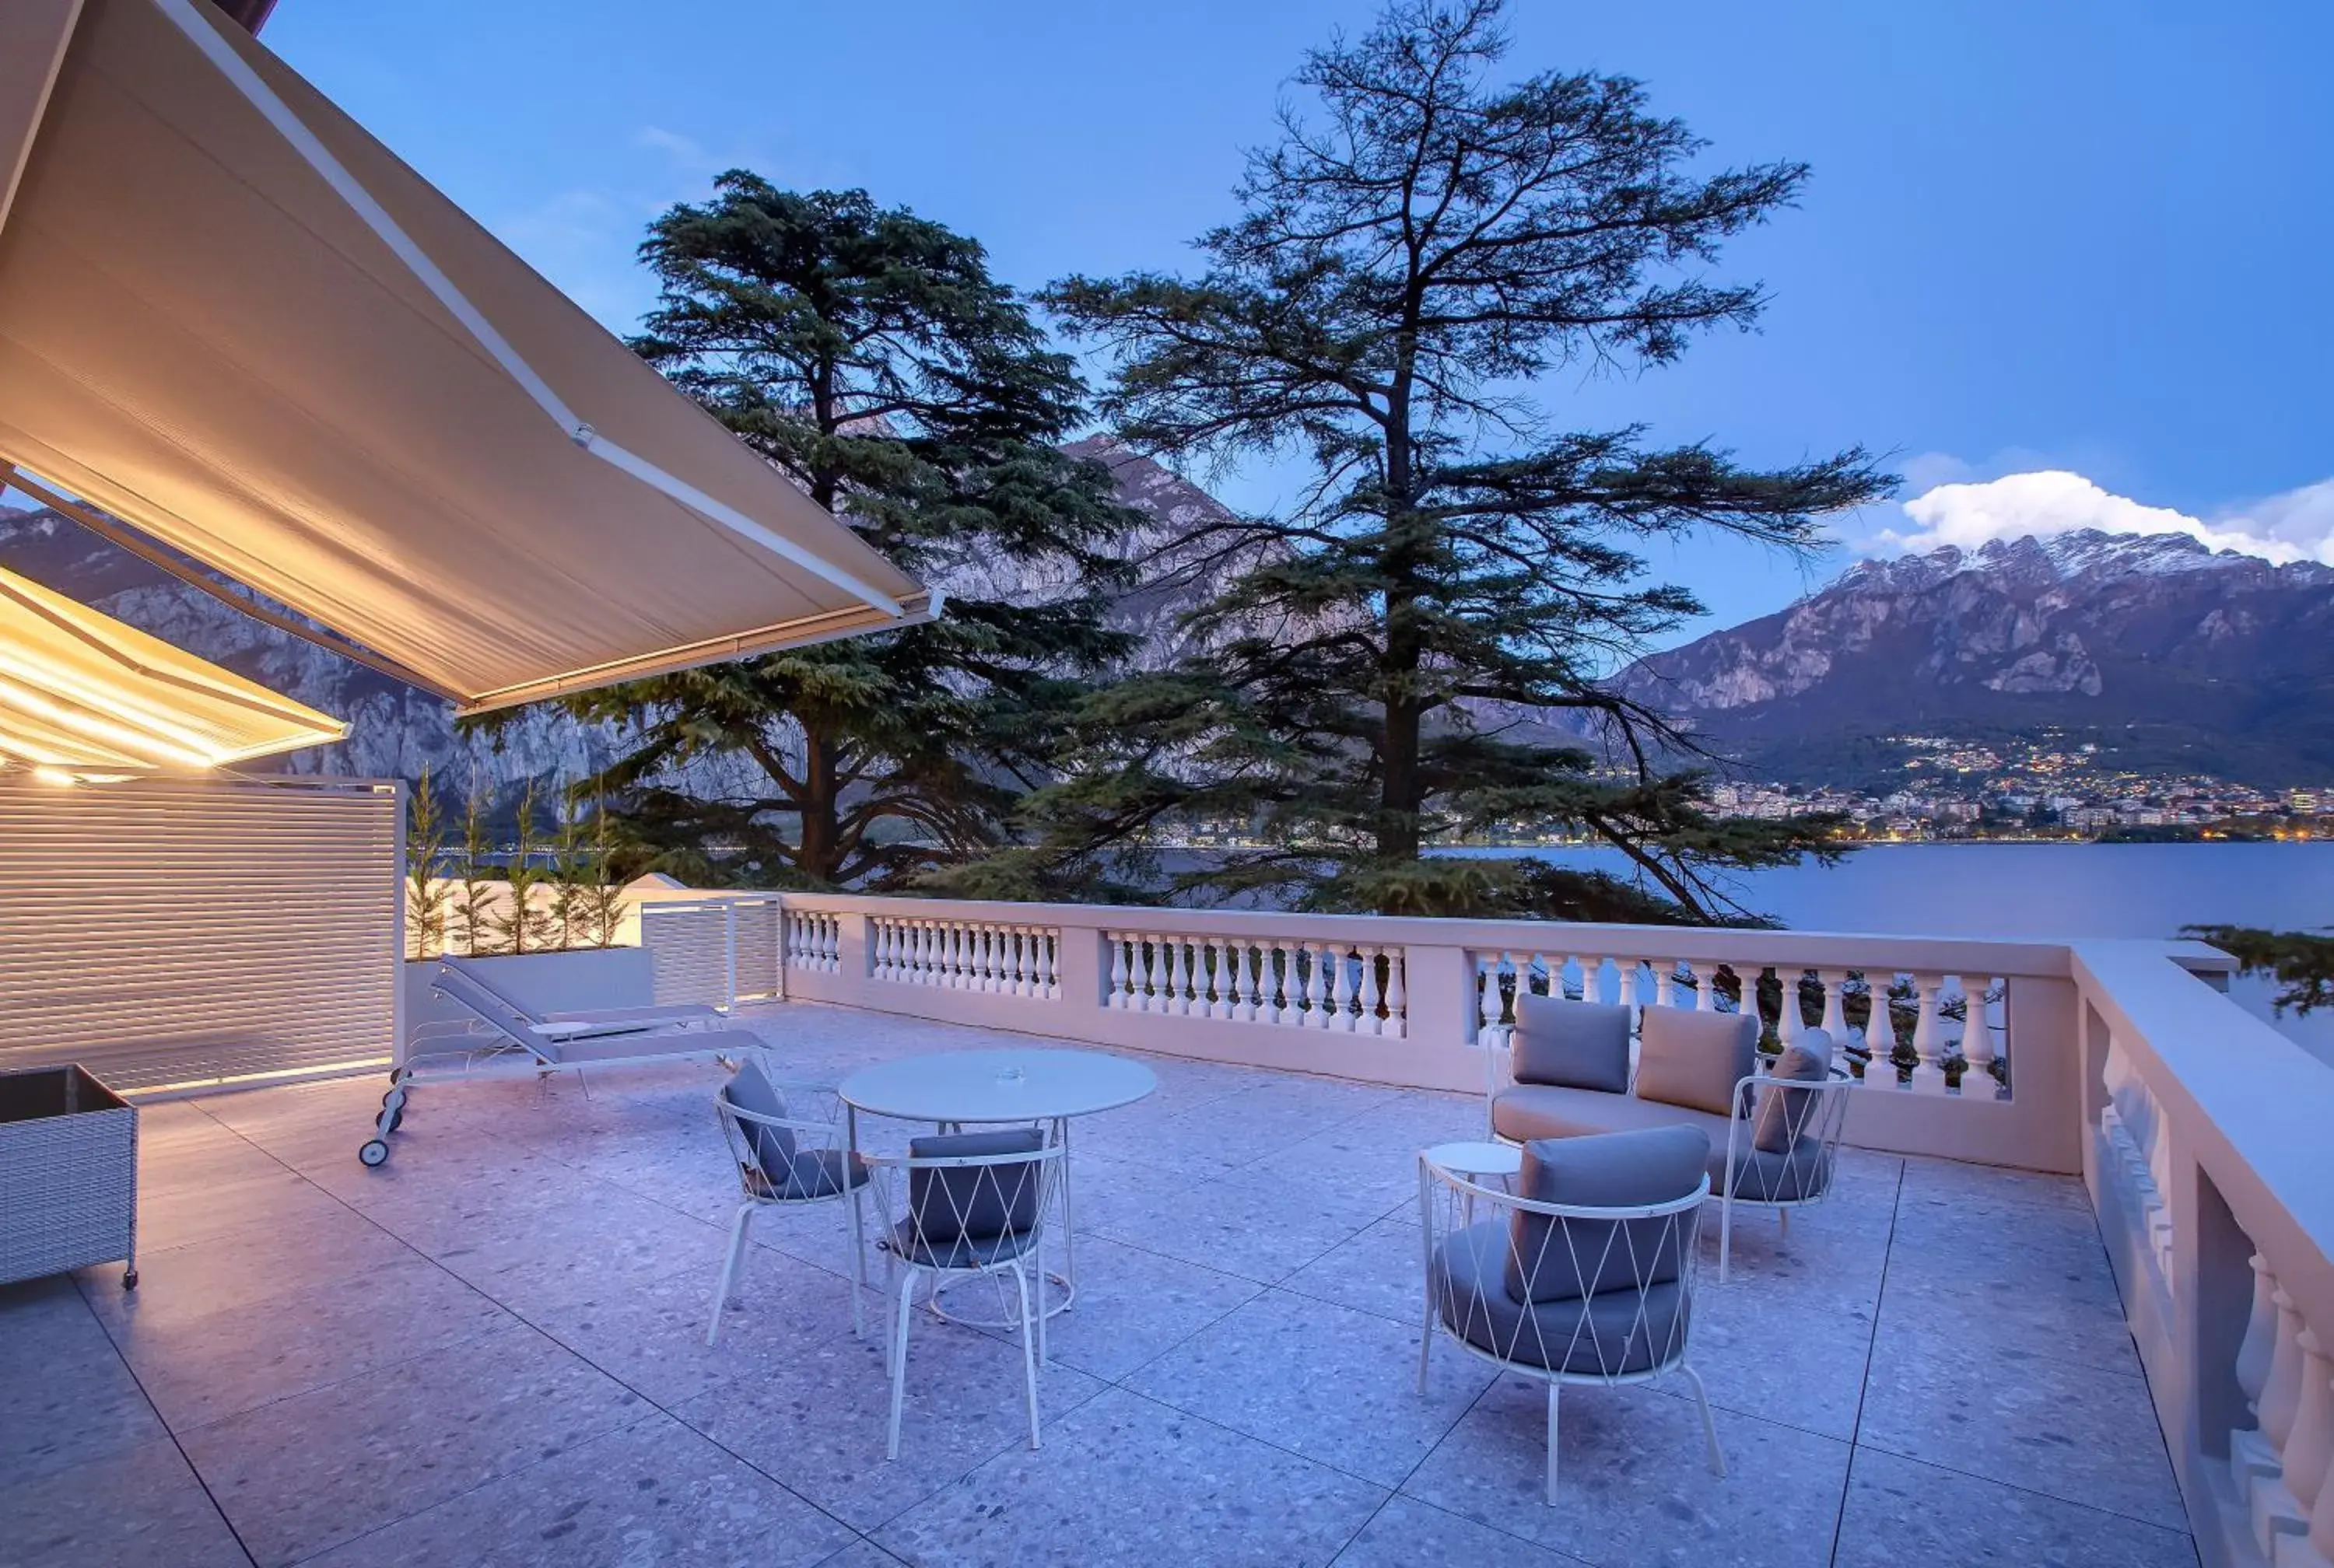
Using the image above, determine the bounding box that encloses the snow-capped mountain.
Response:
[1615,530,2334,786]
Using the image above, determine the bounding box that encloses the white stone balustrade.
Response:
[1465,950,2009,1105]
[1108,930,1405,1037]
[869,917,1060,998]
[2224,1248,2334,1567]
[784,908,840,975]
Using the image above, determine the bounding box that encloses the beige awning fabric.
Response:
[0,558,345,779]
[0,0,932,716]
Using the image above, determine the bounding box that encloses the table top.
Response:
[838,1048,1158,1124]
[1421,1140,1524,1177]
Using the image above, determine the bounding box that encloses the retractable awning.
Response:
[0,0,934,716]
[0,557,345,779]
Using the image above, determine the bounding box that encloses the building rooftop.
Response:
[2,1003,2192,1568]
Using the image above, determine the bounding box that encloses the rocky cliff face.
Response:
[1617,530,2334,786]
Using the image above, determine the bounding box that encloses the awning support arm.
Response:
[1,462,464,702]
[149,0,907,623]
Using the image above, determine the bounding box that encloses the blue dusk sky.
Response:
[263,0,2334,642]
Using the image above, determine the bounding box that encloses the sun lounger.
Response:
[357,955,769,1167]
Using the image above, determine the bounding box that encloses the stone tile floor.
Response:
[1,1003,2197,1566]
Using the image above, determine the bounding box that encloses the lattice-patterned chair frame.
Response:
[709,1059,870,1343]
[1418,1146,1724,1505]
[866,1128,1067,1461]
[1716,1066,1857,1282]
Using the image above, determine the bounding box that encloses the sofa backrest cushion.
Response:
[1508,992,1631,1094]
[1633,1006,1758,1119]
[1505,1125,1710,1304]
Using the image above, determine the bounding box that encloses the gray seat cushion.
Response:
[1753,1029,1835,1153]
[1509,993,1631,1093]
[1508,1126,1708,1304]
[1634,1007,1758,1118]
[747,1146,869,1201]
[1431,1222,1689,1375]
[1493,1082,1735,1146]
[891,1127,1046,1271]
[1719,1136,1829,1202]
[1492,1084,1759,1194]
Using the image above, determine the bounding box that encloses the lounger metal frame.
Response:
[357,955,766,1166]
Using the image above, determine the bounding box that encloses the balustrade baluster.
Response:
[1330,943,1358,1032]
[1819,969,1849,1041]
[1360,946,1385,1035]
[1696,961,1720,1011]
[1961,978,1999,1097]
[1201,938,1226,1019]
[1528,952,1554,1001]
[1776,969,1803,1048]
[2243,1256,2281,1419]
[1107,934,1129,1008]
[1299,941,1325,1028]
[1383,948,1407,1038]
[1157,938,1183,1016]
[1232,942,1257,1022]
[1908,975,1947,1090]
[2268,1290,2309,1458]
[2286,1332,2334,1521]
[1477,954,1501,1042]
[1616,957,1639,1017]
[1129,939,1151,1012]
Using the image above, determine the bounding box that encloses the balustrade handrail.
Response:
[763,888,2228,981]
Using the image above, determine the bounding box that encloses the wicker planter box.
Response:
[0,1065,138,1288]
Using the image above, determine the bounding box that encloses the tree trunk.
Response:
[797,730,843,884]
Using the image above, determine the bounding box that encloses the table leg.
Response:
[1057,1115,1075,1303]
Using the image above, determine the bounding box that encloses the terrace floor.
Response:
[4,1003,2196,1567]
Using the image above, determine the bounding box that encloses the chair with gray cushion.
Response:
[709,1055,871,1344]
[1716,1027,1856,1280]
[1418,1125,1724,1504]
[867,1126,1064,1460]
[1488,996,1856,1281]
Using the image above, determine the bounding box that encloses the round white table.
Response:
[837,1047,1156,1126]
[838,1048,1156,1323]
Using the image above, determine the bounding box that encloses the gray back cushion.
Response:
[1633,1006,1758,1118]
[721,1058,795,1173]
[1509,992,1631,1094]
[1505,1125,1710,1304]
[1753,1028,1835,1153]
[906,1126,1045,1244]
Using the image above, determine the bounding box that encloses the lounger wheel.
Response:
[382,1107,404,1134]
[122,1268,138,1290]
[358,1139,391,1167]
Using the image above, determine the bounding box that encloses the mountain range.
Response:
[5,466,2329,802]
[1615,530,2334,789]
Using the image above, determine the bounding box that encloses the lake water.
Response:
[1490,842,2334,1061]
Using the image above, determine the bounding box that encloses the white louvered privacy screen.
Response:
[0,774,401,1091]
[641,896,782,1012]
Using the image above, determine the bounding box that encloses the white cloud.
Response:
[1869,469,2334,567]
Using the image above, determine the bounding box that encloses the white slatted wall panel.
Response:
[642,902,732,1009]
[0,777,402,1092]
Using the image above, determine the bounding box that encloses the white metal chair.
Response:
[1418,1129,1723,1505]
[867,1127,1064,1461]
[1716,1042,1857,1282]
[708,1057,870,1342]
